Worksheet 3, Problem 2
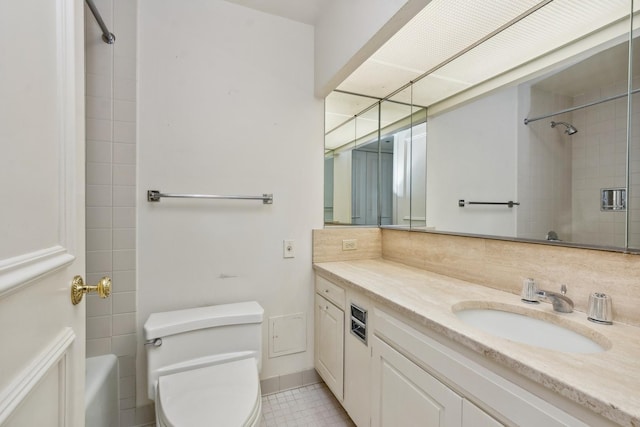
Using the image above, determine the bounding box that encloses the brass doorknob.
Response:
[71,276,111,305]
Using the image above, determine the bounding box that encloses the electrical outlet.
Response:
[342,239,357,251]
[283,240,295,258]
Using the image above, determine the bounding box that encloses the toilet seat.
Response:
[156,358,261,427]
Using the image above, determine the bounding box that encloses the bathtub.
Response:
[86,354,119,427]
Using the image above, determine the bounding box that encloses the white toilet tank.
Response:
[145,301,264,400]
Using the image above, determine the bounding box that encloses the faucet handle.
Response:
[587,292,613,325]
[521,278,539,304]
[560,284,567,295]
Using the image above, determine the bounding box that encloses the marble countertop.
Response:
[313,258,640,427]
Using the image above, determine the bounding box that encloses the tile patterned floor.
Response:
[261,383,356,427]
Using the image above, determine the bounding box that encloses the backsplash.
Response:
[312,228,640,327]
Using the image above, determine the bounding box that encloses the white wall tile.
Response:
[87,315,113,339]
[111,333,137,356]
[113,207,135,228]
[119,375,136,399]
[113,228,135,249]
[113,291,136,314]
[112,313,136,335]
[118,355,136,378]
[86,185,112,207]
[87,294,112,317]
[113,164,136,185]
[114,0,136,43]
[87,229,112,251]
[85,42,114,76]
[86,73,113,99]
[113,186,136,207]
[86,118,113,141]
[114,55,136,79]
[87,140,113,163]
[112,270,136,292]
[86,96,113,120]
[113,143,136,165]
[134,405,156,426]
[119,397,135,410]
[119,408,135,427]
[87,162,112,186]
[85,2,137,420]
[114,77,136,102]
[86,338,112,358]
[113,121,136,143]
[113,250,135,271]
[113,142,136,165]
[114,100,136,123]
[87,250,113,273]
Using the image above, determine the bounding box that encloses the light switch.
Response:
[283,239,295,258]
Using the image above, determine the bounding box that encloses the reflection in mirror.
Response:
[324,92,426,226]
[384,88,427,229]
[326,0,640,251]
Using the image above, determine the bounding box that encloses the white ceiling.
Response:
[223,0,323,25]
[222,0,638,150]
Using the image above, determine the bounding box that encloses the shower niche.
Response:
[601,188,627,212]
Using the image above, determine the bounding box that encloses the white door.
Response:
[0,0,87,425]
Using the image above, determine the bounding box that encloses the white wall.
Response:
[314,0,432,97]
[137,0,323,404]
[427,87,518,236]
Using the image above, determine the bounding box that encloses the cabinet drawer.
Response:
[315,275,345,310]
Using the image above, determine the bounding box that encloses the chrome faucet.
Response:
[536,284,573,313]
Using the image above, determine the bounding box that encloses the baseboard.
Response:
[260,368,322,395]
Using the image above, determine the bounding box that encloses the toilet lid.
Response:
[157,358,261,427]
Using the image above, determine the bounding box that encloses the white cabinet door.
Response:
[463,400,504,427]
[0,0,86,425]
[315,294,344,401]
[371,336,462,427]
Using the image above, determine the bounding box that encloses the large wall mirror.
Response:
[324,0,640,252]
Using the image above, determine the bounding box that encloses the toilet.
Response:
[144,301,264,426]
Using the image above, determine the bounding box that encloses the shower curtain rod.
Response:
[524,87,640,125]
[85,0,115,44]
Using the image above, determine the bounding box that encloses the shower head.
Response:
[550,121,578,135]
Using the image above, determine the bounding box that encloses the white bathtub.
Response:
[86,354,119,427]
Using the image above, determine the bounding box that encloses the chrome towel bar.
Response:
[147,190,273,204]
[458,199,519,208]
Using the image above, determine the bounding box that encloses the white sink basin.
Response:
[454,305,608,354]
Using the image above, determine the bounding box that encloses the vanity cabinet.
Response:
[314,276,345,401]
[371,334,501,427]
[373,307,593,427]
[371,335,462,426]
[463,400,503,427]
[315,275,373,425]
